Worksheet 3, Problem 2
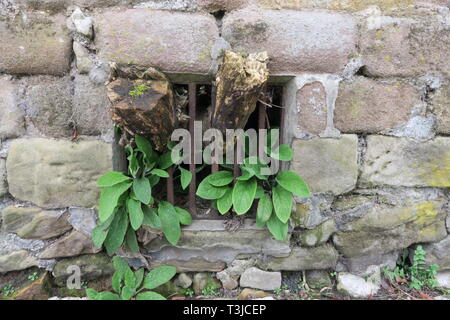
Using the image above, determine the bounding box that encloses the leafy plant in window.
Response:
[92,135,193,255]
[196,141,310,241]
[86,256,176,300]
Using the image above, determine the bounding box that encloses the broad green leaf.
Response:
[158,201,181,245]
[254,185,264,199]
[97,171,130,187]
[104,209,129,255]
[91,225,108,248]
[242,157,269,180]
[135,135,157,164]
[134,269,145,289]
[272,185,293,224]
[174,207,192,225]
[136,291,166,300]
[96,291,121,300]
[126,227,140,252]
[148,175,160,187]
[196,177,228,200]
[276,171,311,198]
[128,151,139,177]
[232,177,257,215]
[120,286,135,300]
[127,199,144,231]
[112,272,122,293]
[124,267,136,289]
[179,167,192,190]
[270,144,293,161]
[257,193,273,223]
[143,266,177,290]
[142,206,161,229]
[207,171,234,187]
[86,288,99,299]
[112,256,130,276]
[150,168,170,178]
[217,188,233,215]
[133,178,152,204]
[158,151,174,170]
[266,214,289,241]
[236,166,254,181]
[98,182,132,222]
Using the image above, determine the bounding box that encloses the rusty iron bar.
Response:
[211,84,219,174]
[188,83,197,216]
[166,166,175,205]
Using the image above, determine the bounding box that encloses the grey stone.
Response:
[305,270,333,290]
[68,8,93,38]
[173,273,192,289]
[290,135,359,195]
[340,251,399,275]
[26,76,73,138]
[436,271,450,289]
[333,200,447,258]
[145,219,291,271]
[0,77,25,140]
[335,77,420,133]
[297,219,336,247]
[419,236,450,270]
[95,9,219,76]
[0,233,45,256]
[257,0,422,11]
[0,12,71,75]
[52,253,114,286]
[0,159,6,197]
[39,231,100,259]
[258,245,339,271]
[73,75,113,136]
[1,206,72,240]
[291,194,334,229]
[222,9,357,74]
[431,81,450,135]
[361,136,450,188]
[337,267,380,298]
[192,272,220,295]
[297,82,328,135]
[6,138,112,208]
[216,270,239,290]
[0,250,38,273]
[73,42,93,74]
[240,267,281,291]
[197,0,247,11]
[359,7,450,77]
[67,207,97,237]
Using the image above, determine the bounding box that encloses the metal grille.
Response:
[165,83,285,218]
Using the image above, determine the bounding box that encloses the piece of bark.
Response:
[211,51,269,134]
[106,71,177,151]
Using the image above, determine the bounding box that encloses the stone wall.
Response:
[0,0,449,298]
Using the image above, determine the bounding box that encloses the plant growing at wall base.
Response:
[92,135,193,255]
[86,256,176,300]
[383,245,439,291]
[196,142,310,241]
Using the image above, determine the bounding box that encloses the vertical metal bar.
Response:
[258,101,266,131]
[211,84,219,174]
[188,83,197,216]
[167,166,174,205]
[280,86,286,171]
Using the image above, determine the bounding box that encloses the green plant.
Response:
[2,285,15,297]
[27,271,39,281]
[92,135,193,255]
[196,142,310,241]
[86,256,176,300]
[383,245,439,291]
[184,288,194,297]
[274,284,289,295]
[201,285,220,297]
[129,84,150,97]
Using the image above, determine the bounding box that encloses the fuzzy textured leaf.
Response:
[232,178,257,215]
[104,209,129,255]
[98,182,132,222]
[174,207,192,225]
[136,291,166,300]
[276,171,310,198]
[158,201,181,245]
[272,184,293,224]
[179,167,192,190]
[217,188,233,215]
[142,206,161,229]
[207,171,234,187]
[127,199,144,231]
[257,193,273,223]
[266,214,289,241]
[133,178,152,204]
[143,266,177,290]
[97,171,130,188]
[196,177,228,200]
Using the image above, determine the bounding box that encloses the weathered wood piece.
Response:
[211,51,269,134]
[106,65,177,151]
